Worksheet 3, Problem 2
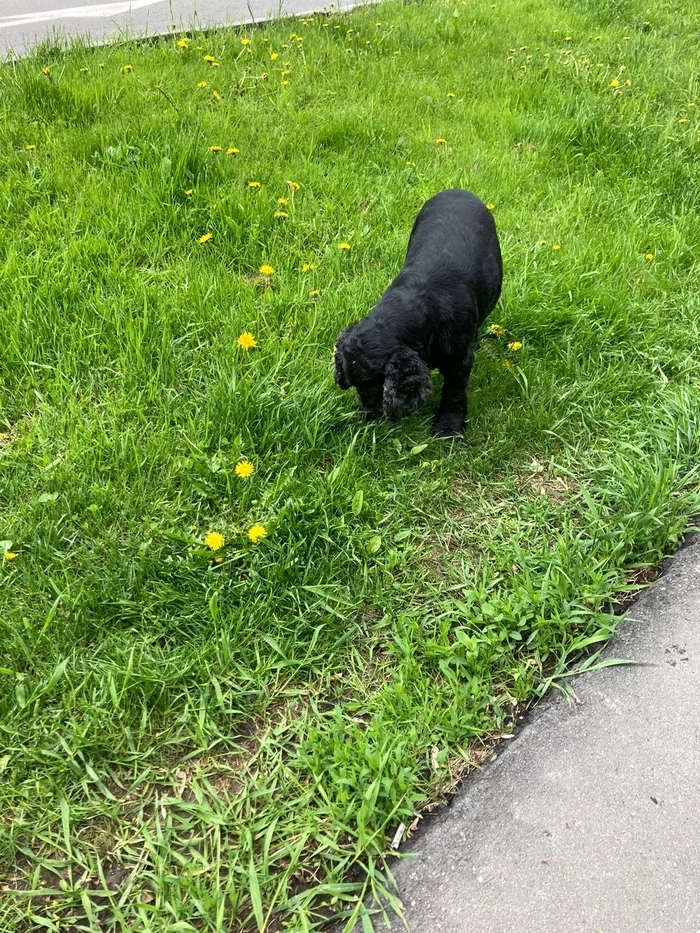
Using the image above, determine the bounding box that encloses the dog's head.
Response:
[334,322,432,422]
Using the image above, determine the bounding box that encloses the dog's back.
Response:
[399,189,502,324]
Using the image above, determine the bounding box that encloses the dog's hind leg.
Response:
[432,353,474,437]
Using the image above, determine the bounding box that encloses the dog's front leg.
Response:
[432,359,472,437]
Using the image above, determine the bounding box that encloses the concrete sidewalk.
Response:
[378,537,700,932]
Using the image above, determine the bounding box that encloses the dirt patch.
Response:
[611,564,661,613]
[516,458,575,506]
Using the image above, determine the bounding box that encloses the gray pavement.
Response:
[0,0,363,59]
[377,536,700,932]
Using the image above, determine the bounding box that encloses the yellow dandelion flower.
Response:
[503,359,513,368]
[237,331,257,349]
[645,252,654,261]
[622,35,630,41]
[486,203,495,211]
[259,264,274,275]
[610,79,620,88]
[241,38,251,46]
[79,67,89,74]
[122,64,133,72]
[563,36,571,41]
[212,90,221,101]
[204,531,225,550]
[539,239,547,246]
[197,81,208,88]
[277,197,288,205]
[4,551,17,561]
[185,188,194,195]
[446,91,455,98]
[98,61,105,68]
[198,232,213,244]
[203,54,216,62]
[281,69,292,76]
[435,138,447,145]
[275,211,289,218]
[270,52,279,60]
[488,323,505,336]
[338,242,351,251]
[625,79,631,86]
[301,262,316,271]
[209,145,222,153]
[552,243,561,251]
[248,524,267,543]
[249,181,261,189]
[677,118,688,124]
[287,181,301,190]
[309,289,320,298]
[281,80,289,86]
[42,67,51,76]
[235,459,255,478]
[177,38,189,48]
[507,341,523,351]
[25,144,36,151]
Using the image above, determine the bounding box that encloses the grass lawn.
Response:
[1,0,700,927]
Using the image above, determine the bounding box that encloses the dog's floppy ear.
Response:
[383,347,432,422]
[333,322,358,389]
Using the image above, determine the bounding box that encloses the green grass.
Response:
[1,0,700,927]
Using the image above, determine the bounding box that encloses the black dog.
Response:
[334,189,503,436]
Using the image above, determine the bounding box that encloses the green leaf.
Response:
[410,443,428,456]
[38,492,59,503]
[248,857,264,931]
[46,658,69,691]
[352,489,364,515]
[367,535,382,555]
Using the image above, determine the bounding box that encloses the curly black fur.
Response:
[334,189,503,436]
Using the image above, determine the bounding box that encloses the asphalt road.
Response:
[0,0,357,58]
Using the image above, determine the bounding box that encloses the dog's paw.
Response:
[431,416,464,438]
